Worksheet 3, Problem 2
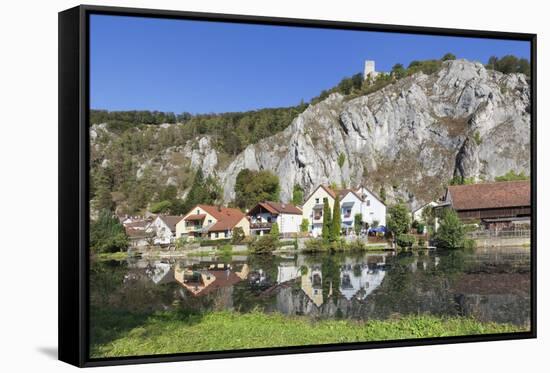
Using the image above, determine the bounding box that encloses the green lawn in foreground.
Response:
[90,310,526,358]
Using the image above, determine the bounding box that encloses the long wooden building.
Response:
[441,180,531,229]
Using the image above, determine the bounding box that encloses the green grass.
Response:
[94,251,131,261]
[90,309,526,358]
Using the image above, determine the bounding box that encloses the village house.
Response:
[302,185,387,237]
[247,201,303,237]
[301,185,337,237]
[412,201,439,223]
[123,218,153,248]
[439,180,531,230]
[340,186,386,234]
[146,215,182,245]
[175,204,250,241]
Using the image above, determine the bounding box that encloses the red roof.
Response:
[447,181,530,210]
[184,214,206,221]
[249,201,302,215]
[187,205,246,232]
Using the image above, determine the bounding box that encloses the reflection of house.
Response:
[440,181,530,229]
[147,215,182,245]
[301,265,327,307]
[145,261,174,285]
[175,204,250,241]
[174,263,249,296]
[277,263,301,284]
[248,201,303,236]
[339,263,386,300]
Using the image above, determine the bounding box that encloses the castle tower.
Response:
[363,60,378,80]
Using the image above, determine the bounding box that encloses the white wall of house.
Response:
[277,213,302,234]
[355,187,386,227]
[147,217,176,245]
[302,186,335,237]
[175,206,218,239]
[412,201,438,222]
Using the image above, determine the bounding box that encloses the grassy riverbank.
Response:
[90,309,526,358]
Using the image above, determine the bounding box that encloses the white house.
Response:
[412,201,438,222]
[247,201,303,237]
[301,185,337,237]
[340,186,386,233]
[339,262,386,300]
[146,215,183,245]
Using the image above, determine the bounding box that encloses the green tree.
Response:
[300,218,310,233]
[231,227,245,244]
[387,202,411,237]
[270,222,280,238]
[150,200,172,213]
[441,53,457,61]
[182,170,222,213]
[292,184,304,205]
[337,153,346,169]
[434,209,466,249]
[379,186,387,203]
[331,195,341,241]
[321,199,332,243]
[495,170,529,182]
[391,63,406,79]
[234,169,280,210]
[353,213,363,235]
[90,210,129,253]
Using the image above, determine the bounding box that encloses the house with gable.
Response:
[340,185,386,233]
[247,201,303,237]
[301,185,337,237]
[146,215,183,245]
[175,204,250,241]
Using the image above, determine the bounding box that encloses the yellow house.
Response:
[175,204,250,241]
[301,185,336,237]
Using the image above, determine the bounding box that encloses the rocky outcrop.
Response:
[91,59,531,210]
[218,59,530,207]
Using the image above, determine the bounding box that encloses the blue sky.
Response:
[90,15,530,114]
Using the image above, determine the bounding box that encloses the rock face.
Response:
[91,59,531,210]
[218,59,530,208]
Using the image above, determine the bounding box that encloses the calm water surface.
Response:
[90,247,531,326]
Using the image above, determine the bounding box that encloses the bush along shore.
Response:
[90,309,527,358]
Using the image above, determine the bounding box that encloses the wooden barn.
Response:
[440,180,531,229]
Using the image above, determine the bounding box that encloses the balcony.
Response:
[250,222,272,230]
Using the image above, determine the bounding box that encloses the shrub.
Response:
[231,227,245,244]
[300,219,310,233]
[149,200,172,213]
[396,234,416,248]
[434,209,466,249]
[249,235,279,253]
[90,210,129,253]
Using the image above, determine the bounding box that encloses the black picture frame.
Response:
[59,4,537,368]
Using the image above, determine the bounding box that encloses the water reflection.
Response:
[91,247,530,326]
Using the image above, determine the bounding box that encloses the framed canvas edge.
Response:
[58,4,538,368]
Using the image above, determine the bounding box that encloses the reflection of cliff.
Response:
[452,273,530,325]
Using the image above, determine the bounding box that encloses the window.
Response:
[344,209,351,218]
[214,232,219,238]
[207,219,212,224]
[314,210,322,220]
[315,198,319,204]
[196,209,200,214]
[367,200,371,206]
[223,231,227,238]
[323,197,327,203]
